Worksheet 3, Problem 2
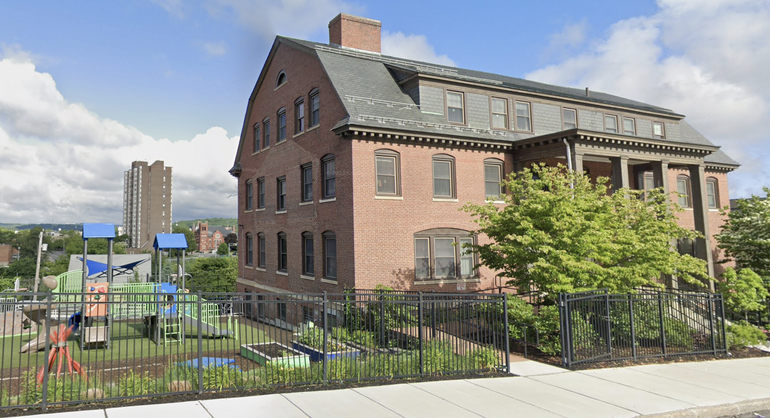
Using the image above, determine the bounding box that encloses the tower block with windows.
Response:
[230,13,738,298]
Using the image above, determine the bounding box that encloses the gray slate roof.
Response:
[277,36,737,166]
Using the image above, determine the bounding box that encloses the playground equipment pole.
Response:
[33,231,44,300]
[80,238,88,348]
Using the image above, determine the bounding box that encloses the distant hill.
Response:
[175,218,237,231]
[1,223,83,231]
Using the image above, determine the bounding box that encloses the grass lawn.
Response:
[0,317,271,372]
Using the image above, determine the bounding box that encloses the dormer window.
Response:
[276,71,287,88]
[446,92,464,124]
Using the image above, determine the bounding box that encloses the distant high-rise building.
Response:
[123,160,172,251]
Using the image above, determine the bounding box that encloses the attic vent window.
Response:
[276,71,287,89]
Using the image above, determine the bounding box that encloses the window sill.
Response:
[262,146,270,151]
[487,200,505,204]
[275,210,287,214]
[414,278,481,285]
[374,195,403,200]
[320,278,338,284]
[275,82,286,91]
[319,198,336,204]
[708,208,719,212]
[251,151,260,156]
[256,267,266,272]
[292,131,304,139]
[244,209,253,213]
[432,198,459,202]
[276,271,288,276]
[275,139,286,146]
[244,265,254,270]
[255,208,265,212]
[299,201,314,206]
[307,125,319,132]
[300,274,314,281]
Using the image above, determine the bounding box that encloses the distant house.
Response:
[195,222,232,252]
[0,245,19,267]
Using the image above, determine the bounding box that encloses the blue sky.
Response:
[1,0,768,224]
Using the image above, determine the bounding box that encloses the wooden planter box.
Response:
[240,342,310,368]
[291,341,361,362]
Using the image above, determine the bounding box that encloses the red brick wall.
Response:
[350,139,512,292]
[328,14,381,53]
[237,42,353,295]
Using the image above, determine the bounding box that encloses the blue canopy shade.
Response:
[82,223,115,239]
[77,257,148,278]
[153,233,188,250]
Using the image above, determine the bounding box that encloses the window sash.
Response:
[484,163,502,198]
[277,178,286,210]
[325,236,337,278]
[323,158,335,198]
[434,238,456,278]
[653,122,665,138]
[257,179,265,208]
[563,108,577,129]
[310,94,320,127]
[246,235,253,266]
[605,115,618,133]
[515,102,531,131]
[246,182,253,210]
[414,238,430,279]
[447,92,464,123]
[677,177,690,207]
[623,117,635,135]
[491,98,507,129]
[264,121,270,148]
[707,180,717,208]
[375,156,397,195]
[433,160,453,197]
[296,102,305,132]
[302,165,313,202]
[258,235,265,267]
[459,238,474,277]
[253,125,260,152]
[278,112,286,141]
[303,236,314,276]
[278,235,287,271]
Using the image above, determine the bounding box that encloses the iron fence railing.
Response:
[0,290,508,412]
[559,289,727,368]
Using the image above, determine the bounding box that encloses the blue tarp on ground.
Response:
[181,357,240,370]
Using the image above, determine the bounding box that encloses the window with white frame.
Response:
[653,121,665,139]
[446,91,464,124]
[375,149,400,196]
[432,154,455,198]
[605,115,618,133]
[491,98,507,129]
[484,159,504,199]
[706,177,719,209]
[414,229,476,281]
[563,108,577,129]
[677,175,691,208]
[515,101,531,131]
[623,117,636,135]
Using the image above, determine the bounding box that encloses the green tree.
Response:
[716,188,770,283]
[463,164,710,301]
[718,267,769,318]
[186,257,237,292]
[217,242,229,256]
[172,225,196,253]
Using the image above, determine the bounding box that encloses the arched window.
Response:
[277,232,287,272]
[706,177,719,209]
[277,108,287,142]
[276,71,287,88]
[245,233,253,266]
[263,118,270,148]
[321,154,335,199]
[414,229,476,280]
[295,97,305,133]
[323,231,337,279]
[432,154,456,198]
[677,175,691,208]
[309,88,320,127]
[302,232,314,276]
[483,158,504,199]
[375,149,400,196]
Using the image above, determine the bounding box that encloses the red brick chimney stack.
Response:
[328,13,381,54]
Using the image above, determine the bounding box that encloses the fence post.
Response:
[604,292,612,356]
[708,293,717,355]
[197,291,204,394]
[658,293,667,357]
[322,291,328,384]
[559,293,569,368]
[41,292,53,411]
[418,292,424,377]
[719,294,728,351]
[628,295,637,361]
[503,294,511,371]
[379,292,385,346]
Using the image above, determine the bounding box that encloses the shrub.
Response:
[727,320,767,350]
[468,346,499,370]
[719,268,769,319]
[201,366,245,391]
[117,371,154,397]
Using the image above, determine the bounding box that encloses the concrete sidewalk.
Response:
[22,357,770,418]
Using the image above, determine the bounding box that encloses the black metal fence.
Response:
[0,290,509,412]
[559,289,727,368]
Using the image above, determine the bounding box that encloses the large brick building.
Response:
[230,14,738,297]
[195,222,232,253]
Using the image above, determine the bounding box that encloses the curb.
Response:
[641,398,770,418]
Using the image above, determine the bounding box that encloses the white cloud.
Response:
[542,20,588,60]
[526,0,770,199]
[206,0,364,41]
[0,52,238,224]
[201,41,227,57]
[381,31,456,67]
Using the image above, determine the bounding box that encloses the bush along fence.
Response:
[558,289,727,368]
[0,290,509,412]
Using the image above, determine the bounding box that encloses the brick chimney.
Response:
[328,13,381,53]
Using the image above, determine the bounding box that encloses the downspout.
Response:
[563,138,574,190]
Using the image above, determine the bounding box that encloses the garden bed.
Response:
[240,342,309,368]
[291,341,360,362]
